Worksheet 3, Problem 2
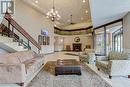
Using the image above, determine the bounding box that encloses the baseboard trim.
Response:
[44,52,55,55]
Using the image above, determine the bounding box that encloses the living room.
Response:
[0,0,130,87]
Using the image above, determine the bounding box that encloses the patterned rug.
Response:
[27,61,112,87]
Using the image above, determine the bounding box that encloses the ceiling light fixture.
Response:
[46,0,61,22]
[82,0,86,3]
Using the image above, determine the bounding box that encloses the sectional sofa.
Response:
[0,50,44,86]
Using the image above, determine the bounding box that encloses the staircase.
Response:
[0,13,41,53]
[0,36,28,52]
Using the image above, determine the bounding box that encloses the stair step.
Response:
[5,42,27,50]
[0,35,28,52]
[0,36,13,43]
[0,42,28,52]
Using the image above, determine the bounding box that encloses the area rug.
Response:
[27,61,112,87]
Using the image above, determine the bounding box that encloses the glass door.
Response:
[94,21,123,56]
[94,27,105,55]
[112,28,123,52]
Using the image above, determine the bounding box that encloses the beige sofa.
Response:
[0,50,44,86]
[96,51,130,79]
[79,49,96,64]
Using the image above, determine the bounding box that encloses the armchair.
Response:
[96,51,130,79]
[79,49,96,64]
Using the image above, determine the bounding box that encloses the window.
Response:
[94,27,105,55]
[112,28,123,52]
[93,21,123,56]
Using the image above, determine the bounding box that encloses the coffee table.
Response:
[55,59,81,76]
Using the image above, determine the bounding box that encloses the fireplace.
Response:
[73,43,82,52]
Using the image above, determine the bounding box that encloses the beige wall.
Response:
[14,0,54,54]
[63,35,93,51]
[123,12,130,52]
[54,35,64,52]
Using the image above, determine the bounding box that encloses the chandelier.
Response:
[46,0,61,22]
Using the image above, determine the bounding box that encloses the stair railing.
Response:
[0,13,41,53]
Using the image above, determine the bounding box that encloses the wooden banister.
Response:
[4,13,41,50]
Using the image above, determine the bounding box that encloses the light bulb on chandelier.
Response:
[46,0,61,22]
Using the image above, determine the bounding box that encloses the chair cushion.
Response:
[96,61,109,69]
[16,50,35,62]
[108,51,130,60]
[85,49,95,54]
[80,54,88,58]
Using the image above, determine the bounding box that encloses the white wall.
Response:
[63,35,93,51]
[14,0,54,54]
[0,1,7,53]
[123,12,130,52]
[89,0,130,28]
[0,0,3,23]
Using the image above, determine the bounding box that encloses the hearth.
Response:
[73,43,82,52]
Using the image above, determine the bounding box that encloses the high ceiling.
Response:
[21,0,92,30]
[89,0,130,28]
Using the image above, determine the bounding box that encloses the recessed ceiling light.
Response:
[82,0,86,3]
[35,0,38,4]
[85,10,88,14]
[54,24,57,27]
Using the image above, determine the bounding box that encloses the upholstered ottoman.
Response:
[55,59,81,76]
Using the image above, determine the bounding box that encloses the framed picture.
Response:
[38,35,50,45]
[38,35,43,45]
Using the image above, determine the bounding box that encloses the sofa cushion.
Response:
[23,59,35,76]
[0,51,36,64]
[34,53,44,58]
[16,50,35,62]
[0,53,21,64]
[7,54,21,63]
[0,54,10,63]
[23,57,43,76]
